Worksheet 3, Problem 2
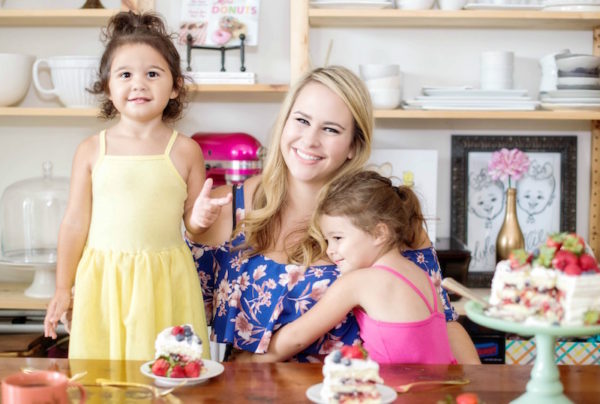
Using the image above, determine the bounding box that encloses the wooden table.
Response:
[1,358,599,403]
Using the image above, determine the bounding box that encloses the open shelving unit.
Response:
[0,9,118,26]
[0,84,290,117]
[0,2,287,117]
[290,0,600,255]
[308,9,600,30]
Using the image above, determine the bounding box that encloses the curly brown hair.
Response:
[90,11,187,121]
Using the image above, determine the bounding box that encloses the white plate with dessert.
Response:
[307,345,397,403]
[143,324,224,387]
[306,383,397,403]
[140,359,224,387]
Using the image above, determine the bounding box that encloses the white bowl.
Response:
[0,53,35,107]
[359,64,400,81]
[368,88,402,109]
[364,74,403,89]
[438,0,467,10]
[556,54,600,71]
[397,0,435,10]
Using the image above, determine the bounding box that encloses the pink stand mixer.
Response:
[191,132,264,186]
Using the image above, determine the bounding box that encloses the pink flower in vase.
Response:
[488,148,530,189]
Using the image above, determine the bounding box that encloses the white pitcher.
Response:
[32,56,100,108]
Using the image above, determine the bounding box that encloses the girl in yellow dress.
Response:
[43,11,211,361]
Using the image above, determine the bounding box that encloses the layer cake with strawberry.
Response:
[321,345,383,404]
[150,324,205,378]
[488,232,600,326]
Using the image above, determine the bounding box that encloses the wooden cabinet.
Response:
[289,0,600,255]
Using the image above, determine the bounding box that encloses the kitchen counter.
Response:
[0,282,49,310]
[1,358,599,403]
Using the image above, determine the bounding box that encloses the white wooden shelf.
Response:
[0,85,289,117]
[187,83,289,93]
[4,107,598,119]
[374,109,600,120]
[3,107,598,119]
[0,9,119,27]
[0,107,99,117]
[308,9,600,30]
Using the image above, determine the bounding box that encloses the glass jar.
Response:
[0,161,69,264]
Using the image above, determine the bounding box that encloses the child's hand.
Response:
[44,288,72,339]
[189,178,233,234]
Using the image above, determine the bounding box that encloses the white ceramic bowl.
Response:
[556,54,600,71]
[397,0,435,10]
[0,53,36,107]
[364,74,403,89]
[368,88,402,109]
[438,0,467,10]
[359,64,400,81]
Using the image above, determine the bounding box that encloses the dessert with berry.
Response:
[150,324,205,378]
[488,232,600,326]
[321,345,383,404]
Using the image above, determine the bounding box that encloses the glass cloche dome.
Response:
[1,161,69,264]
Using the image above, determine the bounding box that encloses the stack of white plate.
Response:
[403,87,539,110]
[542,0,600,11]
[540,90,600,110]
[310,0,395,8]
[540,53,600,110]
[464,0,543,10]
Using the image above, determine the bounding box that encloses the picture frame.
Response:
[367,149,438,242]
[451,135,577,287]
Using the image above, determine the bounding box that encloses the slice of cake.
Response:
[321,345,383,404]
[150,324,205,378]
[488,233,600,326]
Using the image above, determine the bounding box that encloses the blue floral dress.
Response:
[188,185,458,362]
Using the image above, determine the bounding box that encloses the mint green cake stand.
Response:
[465,300,600,404]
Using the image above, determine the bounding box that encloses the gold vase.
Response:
[496,188,524,262]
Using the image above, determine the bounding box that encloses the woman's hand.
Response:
[44,288,72,339]
[188,178,232,235]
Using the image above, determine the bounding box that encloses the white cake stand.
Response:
[465,300,600,404]
[0,260,56,298]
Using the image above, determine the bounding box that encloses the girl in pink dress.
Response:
[247,170,476,364]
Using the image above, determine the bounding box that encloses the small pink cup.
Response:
[1,370,86,404]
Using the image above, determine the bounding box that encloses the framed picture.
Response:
[367,149,438,243]
[451,135,577,287]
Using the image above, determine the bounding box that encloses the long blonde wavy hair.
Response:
[239,65,373,264]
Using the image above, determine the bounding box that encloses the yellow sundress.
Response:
[69,130,209,361]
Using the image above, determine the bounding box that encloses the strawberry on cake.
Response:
[321,345,383,404]
[150,324,205,378]
[488,232,600,326]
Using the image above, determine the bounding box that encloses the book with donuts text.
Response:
[178,0,260,47]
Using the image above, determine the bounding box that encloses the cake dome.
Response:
[0,161,69,264]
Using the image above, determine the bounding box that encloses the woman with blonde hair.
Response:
[188,65,478,363]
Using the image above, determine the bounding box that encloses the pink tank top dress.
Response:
[353,265,457,364]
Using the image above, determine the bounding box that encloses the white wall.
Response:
[0,0,592,281]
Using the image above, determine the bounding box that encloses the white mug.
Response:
[32,56,100,108]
